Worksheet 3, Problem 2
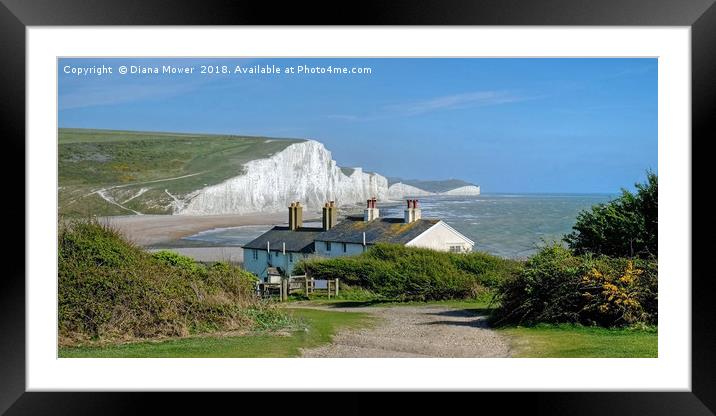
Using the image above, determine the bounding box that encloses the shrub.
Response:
[580,259,657,325]
[295,243,522,301]
[564,171,657,258]
[493,244,657,327]
[58,219,281,346]
[152,250,202,273]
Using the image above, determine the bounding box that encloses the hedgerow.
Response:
[295,243,522,301]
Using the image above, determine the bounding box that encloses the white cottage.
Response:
[314,198,474,257]
[242,202,323,280]
[242,199,475,281]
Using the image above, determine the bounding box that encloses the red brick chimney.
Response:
[364,197,380,221]
[404,199,422,223]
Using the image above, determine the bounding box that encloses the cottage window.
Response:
[342,243,347,252]
[326,242,332,251]
[449,245,462,253]
[252,249,258,260]
[289,253,293,262]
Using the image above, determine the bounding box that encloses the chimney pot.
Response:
[289,200,303,230]
[323,201,338,231]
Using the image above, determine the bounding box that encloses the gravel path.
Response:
[300,305,512,358]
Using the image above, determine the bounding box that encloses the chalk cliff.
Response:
[388,182,436,199]
[440,185,481,196]
[177,140,389,215]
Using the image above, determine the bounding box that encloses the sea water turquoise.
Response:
[176,194,612,259]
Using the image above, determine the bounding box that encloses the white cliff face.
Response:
[441,185,481,196]
[388,182,435,199]
[177,140,388,215]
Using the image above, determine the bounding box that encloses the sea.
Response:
[177,194,613,260]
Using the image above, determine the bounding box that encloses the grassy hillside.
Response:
[59,128,304,216]
[387,177,476,193]
[59,219,290,347]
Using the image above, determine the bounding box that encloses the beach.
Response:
[103,213,294,263]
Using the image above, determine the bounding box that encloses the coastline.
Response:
[101,198,450,248]
[103,212,290,247]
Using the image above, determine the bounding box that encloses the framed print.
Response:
[3,0,715,414]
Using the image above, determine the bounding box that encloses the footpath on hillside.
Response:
[297,304,512,358]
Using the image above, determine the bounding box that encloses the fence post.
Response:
[281,278,287,302]
[335,278,340,298]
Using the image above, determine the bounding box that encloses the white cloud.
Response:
[323,90,534,122]
[385,91,529,116]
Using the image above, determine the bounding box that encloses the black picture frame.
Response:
[2,0,714,414]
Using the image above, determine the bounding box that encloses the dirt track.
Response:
[300,305,512,358]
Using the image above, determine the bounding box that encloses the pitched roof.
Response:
[315,216,440,245]
[242,226,323,253]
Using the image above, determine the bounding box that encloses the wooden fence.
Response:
[257,274,339,301]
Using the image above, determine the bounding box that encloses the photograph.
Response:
[3,0,713,410]
[57,57,658,359]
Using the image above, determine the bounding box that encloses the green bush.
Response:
[58,219,279,346]
[295,243,522,301]
[152,250,202,273]
[492,244,657,327]
[564,171,657,258]
[334,286,382,301]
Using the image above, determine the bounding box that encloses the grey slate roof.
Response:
[242,226,323,253]
[315,216,440,245]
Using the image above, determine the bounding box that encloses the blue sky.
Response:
[58,58,657,193]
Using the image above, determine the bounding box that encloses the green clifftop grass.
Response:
[58,220,288,347]
[59,128,304,216]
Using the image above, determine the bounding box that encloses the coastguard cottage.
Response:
[242,199,474,280]
[242,202,322,281]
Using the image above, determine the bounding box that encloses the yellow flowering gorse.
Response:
[581,261,644,323]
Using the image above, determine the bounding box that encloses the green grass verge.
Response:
[288,287,497,314]
[499,324,658,358]
[58,308,373,358]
